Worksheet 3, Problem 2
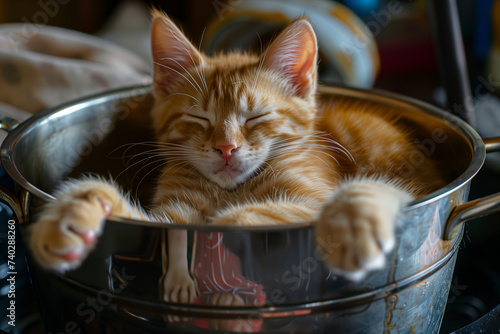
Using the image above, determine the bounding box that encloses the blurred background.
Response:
[0,0,499,333]
[0,0,497,114]
[0,0,487,103]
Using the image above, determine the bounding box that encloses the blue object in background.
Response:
[473,0,495,62]
[338,0,381,17]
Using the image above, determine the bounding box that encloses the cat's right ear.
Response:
[151,9,203,98]
[262,18,318,98]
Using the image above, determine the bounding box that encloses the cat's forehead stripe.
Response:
[280,107,309,129]
[204,62,257,98]
[238,96,247,113]
[247,93,255,111]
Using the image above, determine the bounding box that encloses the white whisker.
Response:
[170,31,209,95]
[163,92,201,105]
[252,33,267,93]
[198,27,210,95]
[154,61,203,98]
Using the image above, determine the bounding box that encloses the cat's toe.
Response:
[45,244,85,266]
[352,219,389,269]
[33,220,94,272]
[37,245,85,273]
[30,193,112,272]
[315,203,395,279]
[67,225,98,245]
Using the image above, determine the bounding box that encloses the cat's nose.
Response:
[215,143,238,162]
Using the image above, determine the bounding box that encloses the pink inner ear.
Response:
[263,19,318,97]
[151,16,203,98]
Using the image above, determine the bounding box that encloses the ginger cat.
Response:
[30,10,444,292]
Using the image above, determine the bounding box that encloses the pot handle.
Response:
[0,115,25,223]
[0,115,20,132]
[0,185,26,224]
[444,136,500,240]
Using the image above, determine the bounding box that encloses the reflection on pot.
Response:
[161,230,266,331]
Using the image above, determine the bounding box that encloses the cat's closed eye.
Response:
[245,112,270,127]
[187,113,210,125]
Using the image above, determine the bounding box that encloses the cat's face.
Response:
[150,11,318,189]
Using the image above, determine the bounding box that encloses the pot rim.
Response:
[0,84,485,230]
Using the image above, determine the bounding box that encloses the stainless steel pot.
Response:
[1,85,500,333]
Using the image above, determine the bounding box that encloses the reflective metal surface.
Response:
[1,85,500,333]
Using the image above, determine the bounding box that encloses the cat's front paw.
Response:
[160,266,197,322]
[316,201,391,279]
[160,268,197,304]
[30,180,120,272]
[315,181,412,280]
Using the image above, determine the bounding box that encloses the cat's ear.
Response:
[151,10,203,98]
[262,18,318,97]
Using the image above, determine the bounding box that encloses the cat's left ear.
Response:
[262,18,318,98]
[151,10,203,98]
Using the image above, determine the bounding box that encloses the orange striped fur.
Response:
[31,11,444,282]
